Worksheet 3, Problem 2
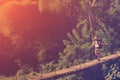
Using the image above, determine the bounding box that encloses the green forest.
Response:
[0,0,120,80]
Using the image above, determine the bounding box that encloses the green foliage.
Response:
[80,0,88,14]
[1,0,120,80]
[40,61,56,74]
[38,0,81,18]
[102,60,120,80]
[0,70,37,80]
[57,74,76,80]
[55,21,91,80]
[95,0,120,79]
[0,0,67,75]
[52,0,120,79]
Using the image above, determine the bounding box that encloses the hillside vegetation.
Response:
[0,0,120,80]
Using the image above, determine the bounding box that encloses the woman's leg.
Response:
[95,49,100,60]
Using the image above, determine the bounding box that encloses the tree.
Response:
[96,0,120,79]
[32,0,120,80]
[38,0,81,19]
[0,1,78,75]
[49,0,120,80]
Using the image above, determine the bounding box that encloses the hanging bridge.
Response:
[29,52,120,80]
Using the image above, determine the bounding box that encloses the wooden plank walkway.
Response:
[29,52,120,80]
